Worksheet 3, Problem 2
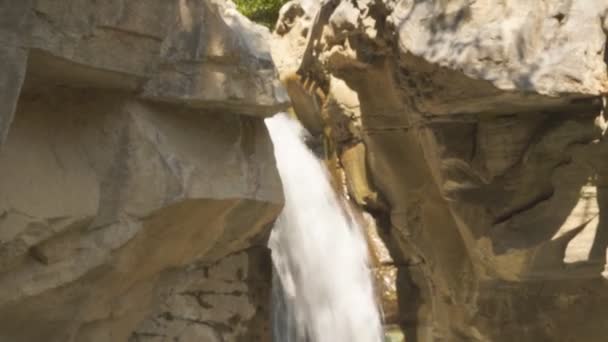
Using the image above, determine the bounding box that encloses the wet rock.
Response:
[272,0,608,340]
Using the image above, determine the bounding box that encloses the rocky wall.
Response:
[0,1,287,341]
[272,1,608,341]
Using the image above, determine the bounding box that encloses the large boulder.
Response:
[1,0,289,144]
[273,0,608,341]
[0,1,287,341]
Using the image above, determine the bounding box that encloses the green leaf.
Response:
[234,0,290,28]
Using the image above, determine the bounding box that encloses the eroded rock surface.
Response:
[273,1,608,340]
[0,1,286,341]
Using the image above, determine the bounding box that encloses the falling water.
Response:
[266,113,384,342]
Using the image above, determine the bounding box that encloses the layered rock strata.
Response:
[272,1,608,340]
[0,1,287,341]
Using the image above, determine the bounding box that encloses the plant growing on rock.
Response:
[234,0,289,28]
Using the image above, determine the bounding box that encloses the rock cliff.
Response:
[4,0,608,340]
[273,0,608,341]
[0,1,287,341]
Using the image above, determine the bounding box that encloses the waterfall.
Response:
[266,113,384,342]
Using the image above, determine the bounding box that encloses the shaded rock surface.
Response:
[131,247,273,342]
[273,0,608,341]
[0,1,287,341]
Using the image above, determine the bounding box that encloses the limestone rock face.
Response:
[273,0,608,340]
[393,0,608,97]
[0,1,286,341]
[2,0,289,140]
[131,248,273,342]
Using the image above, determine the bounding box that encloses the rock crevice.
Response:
[272,0,608,340]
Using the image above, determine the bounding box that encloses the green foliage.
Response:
[234,0,290,28]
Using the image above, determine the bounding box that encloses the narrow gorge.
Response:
[1,0,608,341]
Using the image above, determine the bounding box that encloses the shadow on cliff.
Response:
[394,0,556,94]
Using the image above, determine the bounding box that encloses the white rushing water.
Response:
[266,113,384,342]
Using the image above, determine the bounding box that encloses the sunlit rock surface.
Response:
[0,1,286,341]
[272,0,608,340]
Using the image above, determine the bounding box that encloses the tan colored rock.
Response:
[0,1,30,143]
[362,212,400,324]
[21,0,288,117]
[0,1,287,341]
[341,143,379,208]
[0,88,282,341]
[130,247,272,342]
[273,0,608,340]
[392,0,608,97]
